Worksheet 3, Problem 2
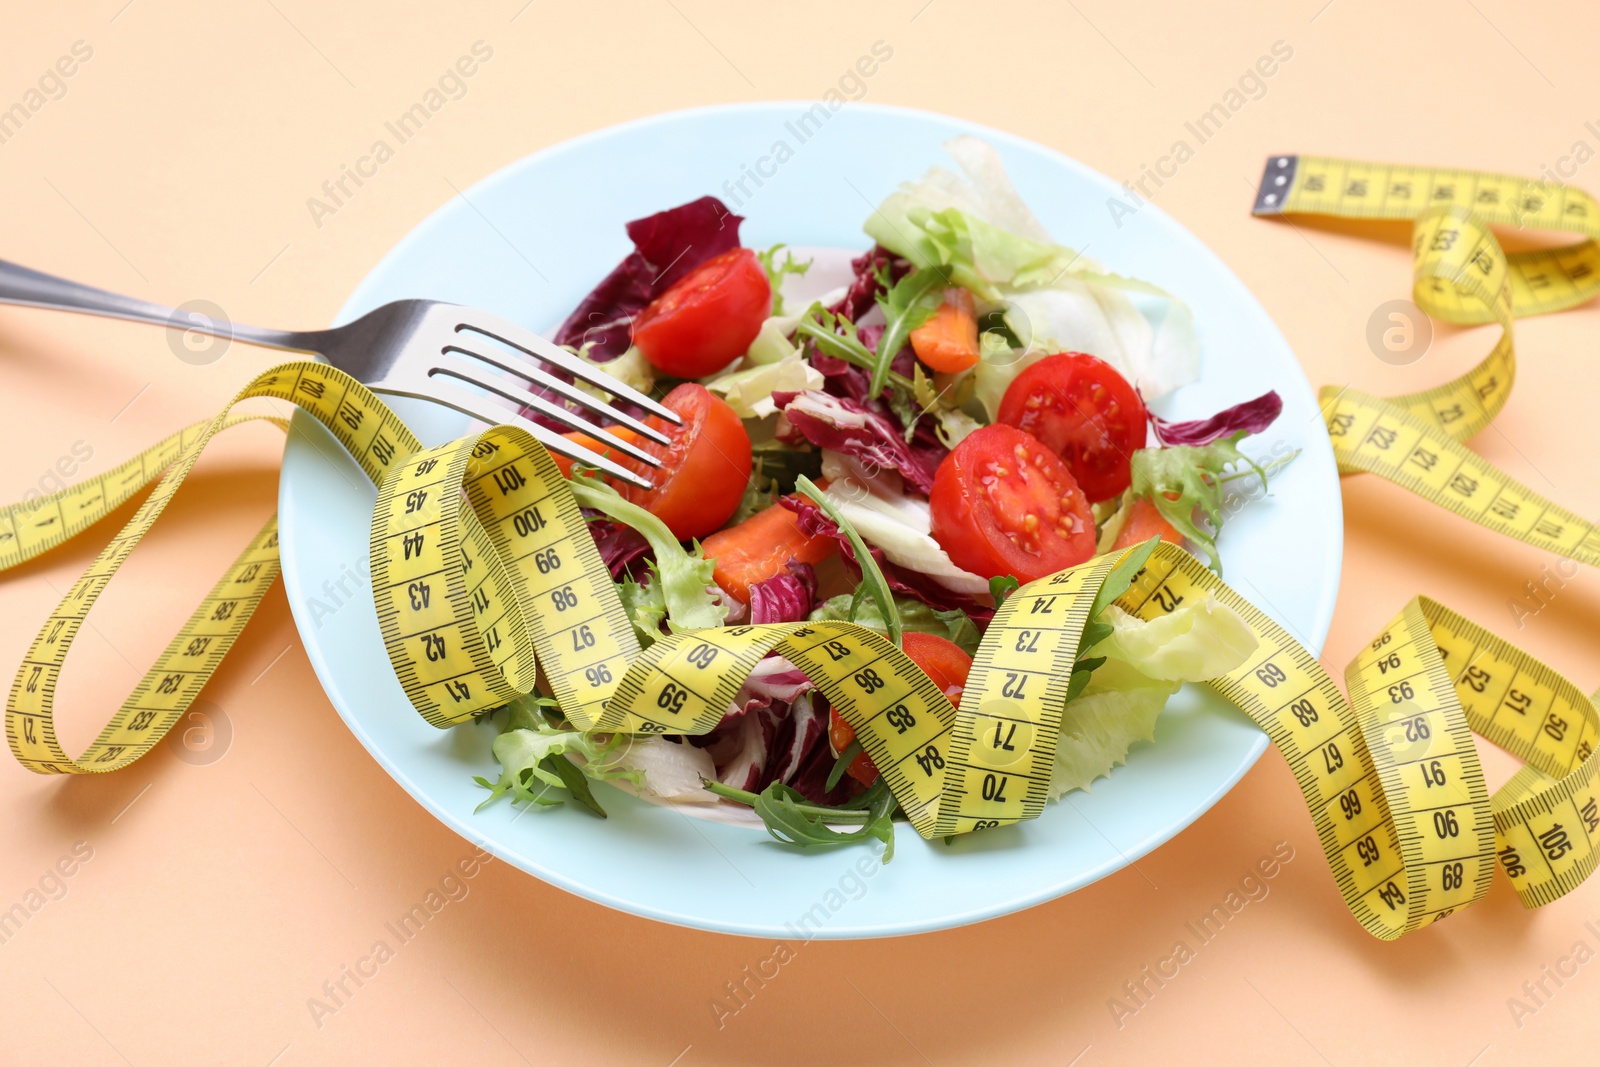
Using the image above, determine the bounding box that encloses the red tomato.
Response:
[830,632,974,787]
[996,352,1148,501]
[901,631,974,703]
[631,248,771,377]
[928,423,1096,585]
[622,383,752,541]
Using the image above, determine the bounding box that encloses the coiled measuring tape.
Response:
[4,153,1599,937]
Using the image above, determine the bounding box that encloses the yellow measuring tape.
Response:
[3,155,1598,939]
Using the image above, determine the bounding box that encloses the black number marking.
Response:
[885,704,916,734]
[854,667,885,694]
[657,682,688,714]
[1256,663,1287,688]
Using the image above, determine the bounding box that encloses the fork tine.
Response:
[449,310,682,425]
[441,340,671,447]
[430,357,664,468]
[420,365,657,490]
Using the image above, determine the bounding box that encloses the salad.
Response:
[477,138,1289,853]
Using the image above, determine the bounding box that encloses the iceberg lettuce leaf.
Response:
[1048,594,1257,798]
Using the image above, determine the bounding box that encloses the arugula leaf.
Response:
[989,574,1020,607]
[756,244,812,317]
[795,474,901,645]
[541,752,607,818]
[1064,536,1161,702]
[825,740,864,792]
[1063,656,1105,704]
[1082,536,1162,648]
[934,608,981,657]
[568,471,727,631]
[793,304,914,393]
[1129,433,1265,574]
[706,779,897,861]
[869,268,946,398]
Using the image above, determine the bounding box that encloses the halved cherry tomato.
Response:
[901,631,974,702]
[928,423,1096,585]
[830,632,973,787]
[910,288,980,373]
[622,383,751,541]
[631,248,770,378]
[548,426,641,481]
[996,352,1148,501]
[700,498,838,604]
[1110,496,1185,551]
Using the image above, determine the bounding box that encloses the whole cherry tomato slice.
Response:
[996,352,1148,501]
[622,383,751,541]
[928,423,1096,585]
[829,632,973,787]
[630,248,771,378]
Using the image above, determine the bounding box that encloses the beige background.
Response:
[4,0,1600,1063]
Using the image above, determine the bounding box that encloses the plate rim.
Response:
[279,100,1343,938]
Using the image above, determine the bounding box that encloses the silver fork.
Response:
[0,258,674,488]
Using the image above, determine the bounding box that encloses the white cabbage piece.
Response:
[818,461,991,597]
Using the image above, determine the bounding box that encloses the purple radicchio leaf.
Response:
[688,655,853,804]
[748,561,818,624]
[740,654,816,704]
[825,244,909,323]
[772,389,945,496]
[779,496,994,627]
[691,694,781,793]
[551,196,744,361]
[1151,390,1283,447]
[757,692,853,805]
[583,512,652,581]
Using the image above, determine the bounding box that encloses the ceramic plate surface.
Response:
[278,103,1341,938]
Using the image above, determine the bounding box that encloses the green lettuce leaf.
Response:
[703,349,824,419]
[745,310,805,366]
[475,714,640,813]
[575,343,654,401]
[568,472,727,631]
[730,460,780,526]
[1098,595,1260,684]
[617,572,666,647]
[1129,432,1264,575]
[756,244,811,317]
[1047,660,1177,800]
[862,137,1199,411]
[809,592,980,655]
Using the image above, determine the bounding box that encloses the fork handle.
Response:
[0,257,315,351]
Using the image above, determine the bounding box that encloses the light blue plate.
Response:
[278,103,1341,938]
